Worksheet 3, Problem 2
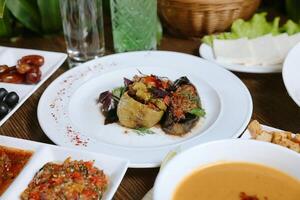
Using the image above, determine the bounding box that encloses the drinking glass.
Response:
[60,0,105,67]
[110,0,157,52]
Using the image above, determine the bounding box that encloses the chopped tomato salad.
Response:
[21,158,108,200]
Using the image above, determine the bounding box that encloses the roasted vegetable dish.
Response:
[98,74,205,136]
[21,158,108,200]
[0,146,32,195]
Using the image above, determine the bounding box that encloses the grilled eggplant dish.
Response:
[98,74,205,136]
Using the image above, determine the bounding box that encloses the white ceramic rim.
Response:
[282,42,300,107]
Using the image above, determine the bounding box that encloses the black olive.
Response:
[0,88,8,101]
[4,91,19,108]
[0,102,9,119]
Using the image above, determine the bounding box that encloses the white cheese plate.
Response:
[199,43,282,73]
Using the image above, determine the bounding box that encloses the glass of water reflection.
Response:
[60,0,105,68]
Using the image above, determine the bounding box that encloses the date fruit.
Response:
[16,63,32,74]
[0,73,25,84]
[0,65,9,74]
[25,66,41,84]
[19,55,44,67]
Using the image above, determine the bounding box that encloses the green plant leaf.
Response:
[157,16,162,45]
[0,6,12,37]
[0,0,6,18]
[37,0,62,33]
[6,0,41,33]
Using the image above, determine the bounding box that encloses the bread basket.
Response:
[158,0,261,38]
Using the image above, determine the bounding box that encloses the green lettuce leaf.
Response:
[202,12,283,46]
[230,13,280,38]
[280,20,300,35]
[202,32,238,46]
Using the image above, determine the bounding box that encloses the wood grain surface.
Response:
[0,33,299,200]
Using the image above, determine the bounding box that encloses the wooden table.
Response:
[0,34,300,200]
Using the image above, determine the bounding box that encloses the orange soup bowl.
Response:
[153,139,300,200]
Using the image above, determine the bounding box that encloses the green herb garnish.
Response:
[189,108,206,117]
[112,86,125,99]
[134,127,156,136]
[182,92,199,103]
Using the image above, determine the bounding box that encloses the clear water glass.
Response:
[110,0,157,52]
[60,0,105,67]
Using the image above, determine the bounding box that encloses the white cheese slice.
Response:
[213,38,253,64]
[249,34,281,66]
[273,33,290,62]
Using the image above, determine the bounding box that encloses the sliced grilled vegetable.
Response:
[161,77,204,136]
[117,92,164,128]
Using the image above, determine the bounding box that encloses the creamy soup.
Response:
[173,162,300,200]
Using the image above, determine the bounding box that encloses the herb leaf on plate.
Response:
[134,127,156,135]
[112,86,125,100]
[189,108,206,117]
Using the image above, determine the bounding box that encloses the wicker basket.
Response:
[158,0,261,38]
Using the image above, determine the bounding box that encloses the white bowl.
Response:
[283,42,300,107]
[153,139,300,200]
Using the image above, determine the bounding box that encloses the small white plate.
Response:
[0,46,67,126]
[199,43,282,73]
[283,42,300,107]
[0,135,128,200]
[241,124,285,139]
[38,51,253,168]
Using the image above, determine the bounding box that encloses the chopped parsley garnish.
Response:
[134,127,156,135]
[112,86,125,100]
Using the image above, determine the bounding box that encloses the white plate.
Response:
[199,43,282,73]
[283,42,300,107]
[0,46,67,126]
[38,51,253,168]
[241,124,285,139]
[0,135,128,200]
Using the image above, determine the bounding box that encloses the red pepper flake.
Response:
[66,126,89,147]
